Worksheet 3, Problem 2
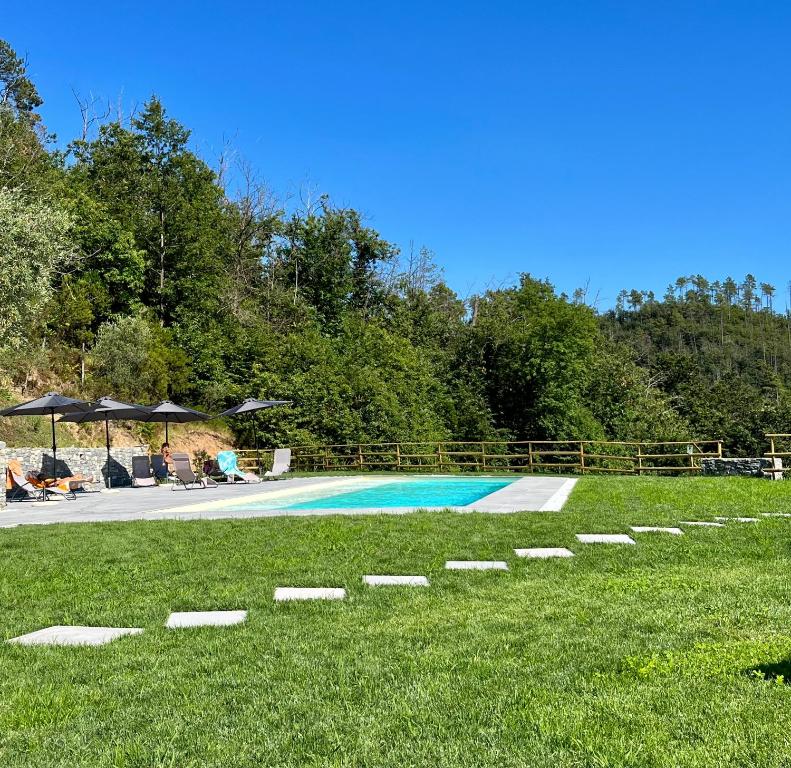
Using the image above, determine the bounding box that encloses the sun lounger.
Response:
[170,453,213,491]
[264,448,291,479]
[216,451,261,483]
[131,456,157,487]
[6,459,77,501]
[150,454,169,481]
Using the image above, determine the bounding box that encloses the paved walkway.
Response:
[0,475,576,527]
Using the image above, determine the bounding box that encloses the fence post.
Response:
[528,442,533,473]
[437,442,444,472]
[396,443,401,471]
[637,444,643,476]
[481,442,486,471]
[579,441,585,475]
[357,445,364,471]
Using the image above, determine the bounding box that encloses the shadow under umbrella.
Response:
[216,398,291,475]
[59,397,152,488]
[0,392,93,479]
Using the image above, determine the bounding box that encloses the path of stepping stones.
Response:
[4,512,777,646]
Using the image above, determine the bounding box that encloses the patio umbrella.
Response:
[59,397,151,488]
[0,392,93,479]
[217,398,291,473]
[144,400,211,443]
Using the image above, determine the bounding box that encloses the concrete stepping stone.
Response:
[445,560,509,571]
[166,610,247,628]
[8,625,142,646]
[761,513,791,518]
[514,547,575,558]
[575,534,635,545]
[714,516,759,523]
[680,521,725,527]
[630,526,684,535]
[274,587,346,601]
[363,575,430,586]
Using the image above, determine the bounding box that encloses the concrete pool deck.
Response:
[0,475,577,527]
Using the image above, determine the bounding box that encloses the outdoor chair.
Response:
[150,454,170,481]
[6,459,76,501]
[170,453,214,491]
[131,455,157,487]
[264,448,292,479]
[216,451,261,483]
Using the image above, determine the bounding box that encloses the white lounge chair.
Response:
[6,460,76,501]
[264,448,291,479]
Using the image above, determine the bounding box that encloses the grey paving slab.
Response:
[575,533,636,545]
[165,610,247,628]
[363,575,430,586]
[469,477,576,512]
[8,625,143,646]
[714,516,759,523]
[761,513,791,517]
[680,521,725,527]
[514,547,575,558]
[630,526,684,535]
[274,587,346,601]
[445,560,509,570]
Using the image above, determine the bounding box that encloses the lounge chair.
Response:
[150,454,170,481]
[170,453,213,491]
[131,456,157,487]
[264,448,292,479]
[6,459,76,501]
[216,451,261,483]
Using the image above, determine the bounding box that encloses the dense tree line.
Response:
[0,41,787,455]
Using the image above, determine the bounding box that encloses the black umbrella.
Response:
[145,400,211,443]
[0,392,93,479]
[59,397,151,488]
[217,398,291,473]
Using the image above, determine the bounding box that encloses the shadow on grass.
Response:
[747,659,791,684]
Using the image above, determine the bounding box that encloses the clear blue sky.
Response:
[5,1,791,307]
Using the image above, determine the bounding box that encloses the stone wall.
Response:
[3,445,149,495]
[701,457,783,479]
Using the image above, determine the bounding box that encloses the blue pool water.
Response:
[282,477,514,510]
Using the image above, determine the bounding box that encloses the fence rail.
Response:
[764,434,791,477]
[278,440,723,475]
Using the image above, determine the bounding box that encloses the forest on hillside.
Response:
[1,40,790,456]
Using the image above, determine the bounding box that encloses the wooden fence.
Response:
[272,440,723,475]
[764,434,791,477]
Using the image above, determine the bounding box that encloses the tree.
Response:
[0,40,42,118]
[0,187,73,350]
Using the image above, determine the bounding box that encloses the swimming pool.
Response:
[228,476,516,511]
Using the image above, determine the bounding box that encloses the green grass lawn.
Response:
[2,476,791,767]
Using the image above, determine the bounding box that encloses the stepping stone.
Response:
[7,625,142,647]
[575,534,635,545]
[363,575,430,586]
[166,610,247,628]
[714,516,759,523]
[514,547,575,558]
[630,526,684,535]
[680,521,725,527]
[761,513,791,518]
[274,587,346,601]
[444,560,509,570]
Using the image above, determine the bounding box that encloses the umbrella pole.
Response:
[165,416,169,444]
[105,416,111,489]
[253,416,260,475]
[50,409,57,480]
